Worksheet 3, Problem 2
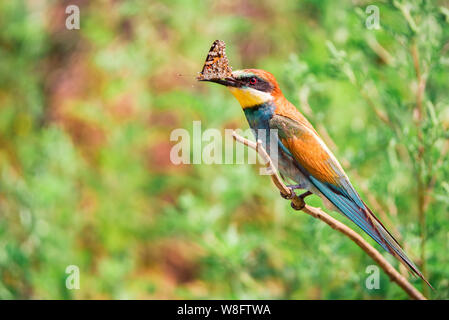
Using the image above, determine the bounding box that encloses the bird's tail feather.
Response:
[367,207,433,289]
[310,177,432,288]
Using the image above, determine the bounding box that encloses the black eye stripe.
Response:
[241,76,273,92]
[242,76,261,83]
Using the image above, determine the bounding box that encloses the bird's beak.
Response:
[200,77,241,87]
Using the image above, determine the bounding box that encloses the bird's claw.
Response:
[291,198,305,210]
[281,189,311,210]
[289,190,312,210]
[280,188,295,200]
[286,184,304,190]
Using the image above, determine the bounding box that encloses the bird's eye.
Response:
[249,77,258,85]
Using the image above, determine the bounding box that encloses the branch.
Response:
[411,40,429,297]
[232,131,427,300]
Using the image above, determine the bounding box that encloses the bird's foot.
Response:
[280,187,296,200]
[290,191,312,210]
[290,199,304,210]
[299,191,312,199]
[286,184,304,190]
[280,184,306,200]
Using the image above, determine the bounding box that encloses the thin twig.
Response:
[411,41,429,297]
[232,131,427,300]
[367,36,395,66]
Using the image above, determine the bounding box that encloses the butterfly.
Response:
[197,40,233,81]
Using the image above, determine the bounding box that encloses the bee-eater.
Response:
[202,68,430,286]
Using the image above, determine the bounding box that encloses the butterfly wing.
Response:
[197,40,232,80]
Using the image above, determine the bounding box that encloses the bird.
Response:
[201,68,431,287]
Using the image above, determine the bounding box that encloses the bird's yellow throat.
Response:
[228,87,273,109]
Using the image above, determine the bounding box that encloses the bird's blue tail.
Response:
[309,176,432,288]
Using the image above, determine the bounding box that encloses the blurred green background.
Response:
[0,0,448,299]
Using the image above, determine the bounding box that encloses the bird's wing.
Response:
[269,114,426,281]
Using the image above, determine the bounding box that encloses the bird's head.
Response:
[203,69,282,108]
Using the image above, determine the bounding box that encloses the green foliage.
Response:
[0,0,448,299]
